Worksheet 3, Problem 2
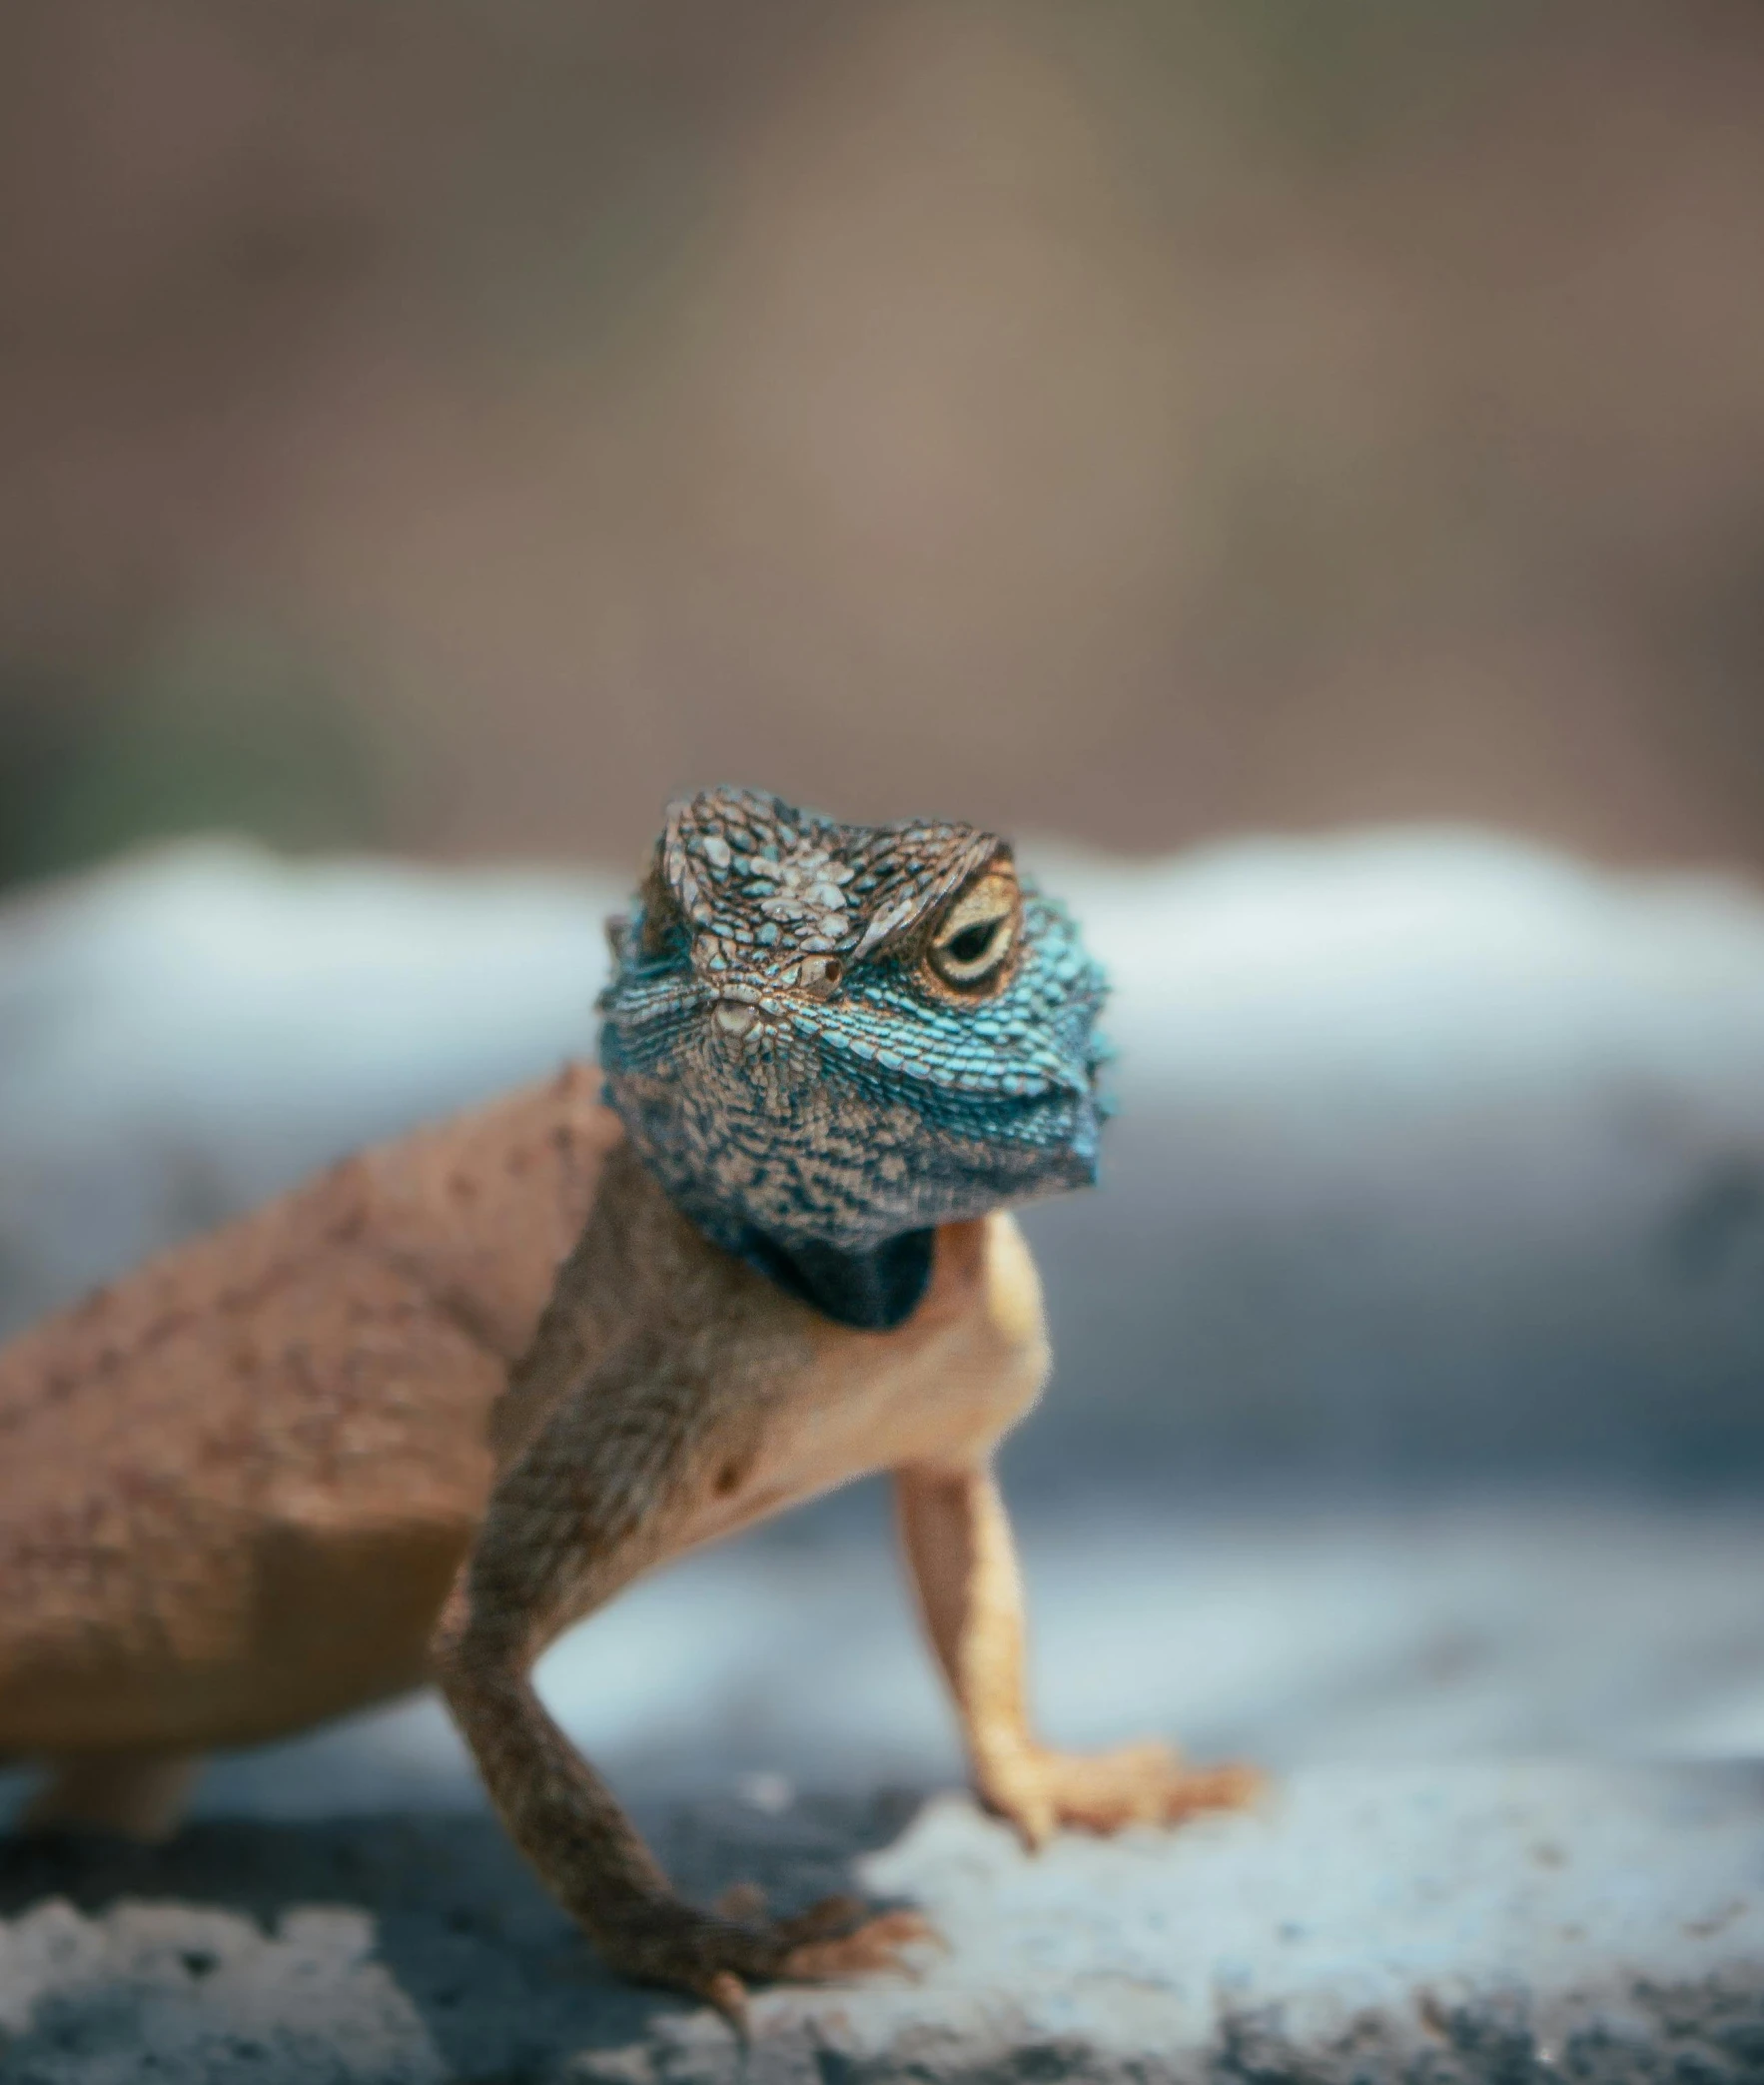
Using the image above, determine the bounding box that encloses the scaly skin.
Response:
[0,789,1261,2016]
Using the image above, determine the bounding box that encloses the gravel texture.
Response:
[2,1764,1762,2082]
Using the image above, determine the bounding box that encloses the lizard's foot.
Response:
[592,1888,936,2022]
[979,1740,1263,1850]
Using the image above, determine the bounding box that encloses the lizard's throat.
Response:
[662,1178,935,1329]
[737,1226,935,1332]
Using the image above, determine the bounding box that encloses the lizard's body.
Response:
[0,1069,612,1773]
[0,790,1256,2012]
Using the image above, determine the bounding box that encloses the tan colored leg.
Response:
[895,1460,1262,1848]
[20,1751,203,1841]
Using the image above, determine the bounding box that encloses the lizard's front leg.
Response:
[431,1341,927,2017]
[895,1459,1262,1848]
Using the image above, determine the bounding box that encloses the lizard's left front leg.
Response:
[895,1459,1261,1848]
[432,1342,928,2017]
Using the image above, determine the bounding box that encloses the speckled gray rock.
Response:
[2,1764,1761,2082]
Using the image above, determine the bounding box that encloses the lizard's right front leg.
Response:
[430,1335,927,2018]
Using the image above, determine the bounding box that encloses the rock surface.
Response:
[2,1765,1762,2082]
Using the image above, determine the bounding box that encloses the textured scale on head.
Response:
[596,786,1111,1328]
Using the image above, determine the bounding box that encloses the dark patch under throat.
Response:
[738,1228,935,1332]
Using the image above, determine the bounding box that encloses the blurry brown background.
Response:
[2,0,1763,885]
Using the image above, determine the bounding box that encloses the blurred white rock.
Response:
[3,828,1764,1484]
[0,841,620,1333]
[1025,830,1764,1489]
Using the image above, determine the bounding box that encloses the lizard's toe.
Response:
[1159,1757,1266,1822]
[592,1891,938,2011]
[982,1740,1266,1841]
[777,1905,939,1982]
[773,1891,867,1943]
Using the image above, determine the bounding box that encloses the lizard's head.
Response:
[596,786,1110,1263]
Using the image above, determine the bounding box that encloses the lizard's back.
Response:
[0,1064,618,1756]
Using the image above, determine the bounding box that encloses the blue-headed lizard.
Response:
[0,787,1258,2015]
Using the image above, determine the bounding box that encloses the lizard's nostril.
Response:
[713,1000,758,1037]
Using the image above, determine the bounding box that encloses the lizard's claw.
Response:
[704,1970,749,2028]
[592,1891,937,2020]
[979,1740,1264,1850]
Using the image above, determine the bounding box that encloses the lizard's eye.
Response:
[925,868,1020,993]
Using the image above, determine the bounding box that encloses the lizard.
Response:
[0,785,1259,2015]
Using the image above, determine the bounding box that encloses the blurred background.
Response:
[7,0,1764,881]
[5,1,1764,1821]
